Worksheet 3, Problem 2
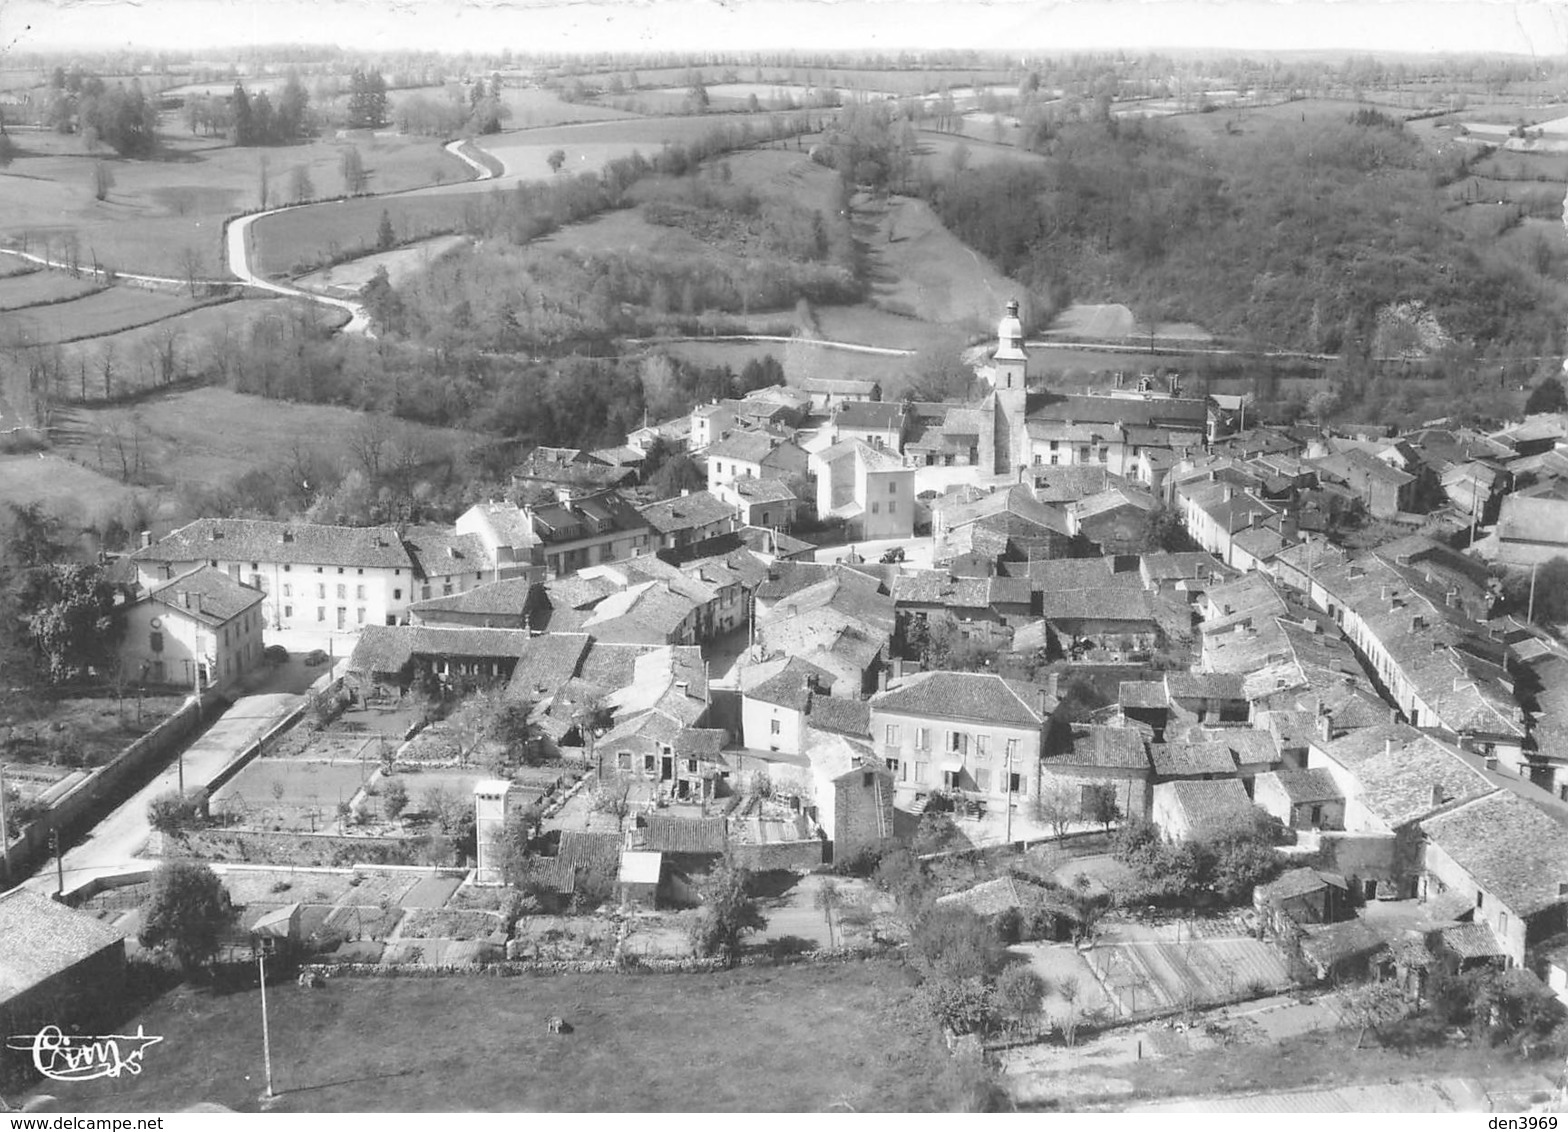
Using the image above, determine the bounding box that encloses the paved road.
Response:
[20,691,304,897]
[225,209,371,334]
[443,137,497,181]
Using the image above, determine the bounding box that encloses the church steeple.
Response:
[988,298,1029,478]
[992,298,1027,391]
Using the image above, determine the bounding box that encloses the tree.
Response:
[907,337,975,401]
[20,563,123,683]
[1525,377,1568,415]
[229,82,253,145]
[376,208,396,251]
[382,776,408,821]
[920,976,998,1036]
[137,860,231,972]
[1342,979,1407,1048]
[1135,504,1193,553]
[814,878,843,948]
[1082,784,1122,832]
[147,790,202,837]
[0,132,15,170]
[911,906,1006,983]
[485,698,539,769]
[346,68,389,129]
[591,772,633,831]
[689,862,766,967]
[1033,779,1077,839]
[340,145,366,195]
[546,148,567,175]
[1502,557,1568,624]
[995,964,1047,1037]
[90,160,114,202]
[256,152,269,210]
[288,163,315,204]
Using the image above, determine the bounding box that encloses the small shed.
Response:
[1254,867,1349,938]
[1297,917,1391,983]
[250,903,302,959]
[619,850,663,909]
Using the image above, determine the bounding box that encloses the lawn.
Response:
[40,962,966,1112]
[210,758,372,828]
[59,387,479,489]
[0,128,473,278]
[0,286,204,346]
[0,267,103,309]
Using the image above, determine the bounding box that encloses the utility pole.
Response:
[258,947,276,1100]
[50,828,62,898]
[0,763,10,883]
[1529,560,1540,624]
[1004,744,1014,844]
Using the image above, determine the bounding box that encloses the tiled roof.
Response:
[1040,586,1155,624]
[1161,778,1257,838]
[746,657,829,711]
[348,625,536,675]
[938,484,1069,537]
[729,477,799,504]
[1437,922,1507,960]
[1031,465,1112,503]
[1165,672,1246,700]
[1319,726,1495,829]
[411,576,541,621]
[1258,866,1335,903]
[1298,918,1389,968]
[638,490,739,535]
[0,887,125,1001]
[505,633,591,702]
[706,431,792,465]
[147,565,265,627]
[1151,740,1238,778]
[815,437,908,473]
[1075,485,1157,521]
[134,518,414,571]
[401,526,491,578]
[674,728,728,757]
[935,876,1067,917]
[872,671,1051,727]
[892,571,1031,610]
[640,814,728,854]
[1261,767,1343,804]
[833,400,906,430]
[528,490,649,545]
[1422,791,1568,916]
[1027,391,1210,430]
[1194,727,1283,768]
[556,830,622,875]
[1119,681,1168,710]
[800,376,879,396]
[1054,726,1149,770]
[806,694,871,739]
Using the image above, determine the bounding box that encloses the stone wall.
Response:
[300,944,886,980]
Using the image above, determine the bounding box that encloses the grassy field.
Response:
[0,268,103,309]
[0,130,472,278]
[59,387,480,488]
[914,130,1048,172]
[660,338,915,390]
[212,758,373,828]
[0,286,204,346]
[245,193,482,278]
[293,234,469,297]
[40,961,968,1113]
[496,86,644,128]
[0,451,138,514]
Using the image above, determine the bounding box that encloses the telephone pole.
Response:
[257,948,276,1100]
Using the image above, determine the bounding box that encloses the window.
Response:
[885,756,900,774]
[889,480,897,494]
[617,752,632,771]
[338,567,344,574]
[975,768,991,792]
[251,562,258,570]
[223,627,229,646]
[770,718,781,735]
[317,607,325,622]
[1034,454,1043,465]
[862,772,874,788]
[916,728,929,750]
[336,584,346,600]
[889,502,897,515]
[282,584,292,598]
[1009,773,1026,795]
[871,502,880,514]
[283,564,291,572]
[443,580,454,596]
[976,735,990,758]
[643,754,656,773]
[316,567,323,573]
[1497,910,1508,936]
[357,608,366,625]
[356,585,365,600]
[422,586,432,600]
[394,589,402,600]
[317,584,326,599]
[357,568,364,575]
[149,631,163,653]
[284,605,293,618]
[885,723,900,745]
[914,762,928,783]
[948,731,968,754]
[1006,738,1018,760]
[1079,446,1091,462]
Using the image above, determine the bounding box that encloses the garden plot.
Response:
[620,913,698,959]
[211,758,373,830]
[215,868,360,907]
[324,902,404,942]
[509,915,618,961]
[395,907,506,941]
[337,870,423,908]
[1082,936,1293,1017]
[398,875,464,909]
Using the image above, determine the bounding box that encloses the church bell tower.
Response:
[991,298,1029,477]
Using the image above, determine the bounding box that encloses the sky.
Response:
[2,0,1567,57]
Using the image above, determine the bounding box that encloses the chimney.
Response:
[1223,485,1233,502]
[1380,585,1390,602]
[1317,713,1332,742]
[878,667,889,692]
[1389,707,1399,725]
[281,529,294,543]
[1431,783,1445,808]
[139,530,153,549]
[1385,738,1394,758]
[179,591,190,609]
[893,658,904,681]
[194,594,203,614]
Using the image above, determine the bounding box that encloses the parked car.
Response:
[303,649,329,667]
[880,546,906,564]
[263,645,289,665]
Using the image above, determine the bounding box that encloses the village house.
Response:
[870,670,1053,801]
[1068,484,1158,557]
[931,484,1072,566]
[811,438,916,542]
[131,518,435,632]
[827,400,911,451]
[511,447,636,499]
[1309,447,1418,519]
[754,573,895,693]
[1150,777,1259,841]
[1419,789,1568,968]
[0,888,128,1055]
[706,431,809,492]
[638,490,741,552]
[1253,766,1347,830]
[799,375,881,411]
[709,474,800,531]
[1488,495,1568,568]
[1039,724,1153,822]
[118,565,266,691]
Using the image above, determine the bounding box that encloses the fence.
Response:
[1,692,217,886]
[300,943,888,980]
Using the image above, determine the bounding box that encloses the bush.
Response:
[911,906,1006,983]
[382,777,409,821]
[147,790,203,837]
[920,976,998,1035]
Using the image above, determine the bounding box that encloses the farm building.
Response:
[1150,778,1258,842]
[618,851,663,908]
[0,888,128,1076]
[1253,867,1349,939]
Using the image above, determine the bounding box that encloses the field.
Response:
[1045,303,1214,343]
[39,962,967,1112]
[915,130,1049,171]
[659,338,915,391]
[0,268,102,310]
[245,193,482,278]
[496,86,643,128]
[0,286,204,346]
[211,757,372,829]
[0,130,473,278]
[293,234,469,296]
[59,387,480,488]
[0,452,138,514]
